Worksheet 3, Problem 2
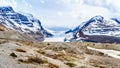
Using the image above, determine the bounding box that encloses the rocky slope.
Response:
[0,21,45,42]
[65,15,120,43]
[0,39,120,68]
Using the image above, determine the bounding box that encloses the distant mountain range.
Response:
[0,6,53,41]
[1,6,120,43]
[64,15,120,43]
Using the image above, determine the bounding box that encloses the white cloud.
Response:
[40,0,45,4]
[0,0,17,8]
[83,0,120,12]
[22,0,32,8]
[69,4,111,19]
[11,0,17,8]
[57,11,63,16]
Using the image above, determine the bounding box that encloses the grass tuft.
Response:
[65,62,77,67]
[15,49,26,53]
[18,55,48,64]
[10,53,17,58]
[48,63,59,68]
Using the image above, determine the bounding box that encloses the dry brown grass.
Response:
[86,55,120,68]
[18,55,48,64]
[16,40,34,46]
[0,38,120,68]
[15,49,26,53]
[65,62,77,67]
[27,56,48,64]
[48,63,59,68]
[0,39,8,44]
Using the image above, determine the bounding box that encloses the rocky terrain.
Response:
[0,38,120,68]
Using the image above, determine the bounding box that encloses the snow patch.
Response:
[88,46,120,59]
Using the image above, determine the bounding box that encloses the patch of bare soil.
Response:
[0,39,120,68]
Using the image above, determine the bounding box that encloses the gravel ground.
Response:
[0,39,120,68]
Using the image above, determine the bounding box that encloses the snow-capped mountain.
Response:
[0,6,53,39]
[64,15,120,43]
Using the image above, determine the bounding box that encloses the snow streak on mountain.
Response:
[1,0,120,27]
[0,6,53,39]
[64,15,120,43]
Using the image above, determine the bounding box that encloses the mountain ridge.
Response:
[0,6,53,41]
[65,15,120,43]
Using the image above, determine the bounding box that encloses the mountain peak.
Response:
[65,15,120,43]
[0,6,14,13]
[90,15,104,22]
[0,6,53,41]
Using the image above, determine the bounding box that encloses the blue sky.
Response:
[0,0,120,28]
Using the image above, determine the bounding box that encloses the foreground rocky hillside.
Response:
[0,38,120,68]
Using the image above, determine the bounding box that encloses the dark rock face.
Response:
[80,35,120,43]
[0,6,53,41]
[65,15,120,43]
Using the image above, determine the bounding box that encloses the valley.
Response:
[0,4,120,68]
